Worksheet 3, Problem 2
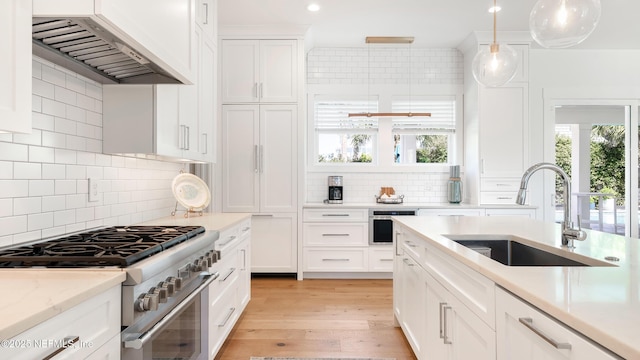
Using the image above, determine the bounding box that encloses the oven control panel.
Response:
[133,249,219,313]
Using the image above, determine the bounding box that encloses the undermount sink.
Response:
[445,235,613,267]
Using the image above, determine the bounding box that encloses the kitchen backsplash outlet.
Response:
[0,57,186,248]
[306,172,452,204]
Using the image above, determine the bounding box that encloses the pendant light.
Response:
[529,0,601,48]
[471,0,519,87]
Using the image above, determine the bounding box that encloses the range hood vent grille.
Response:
[32,18,181,84]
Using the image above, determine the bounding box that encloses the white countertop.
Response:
[136,212,252,232]
[393,215,637,359]
[304,202,537,209]
[0,269,126,340]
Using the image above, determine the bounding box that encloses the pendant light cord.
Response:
[493,0,497,45]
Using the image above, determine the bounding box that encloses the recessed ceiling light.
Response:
[488,6,502,13]
[307,3,320,12]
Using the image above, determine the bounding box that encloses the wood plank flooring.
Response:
[214,277,417,360]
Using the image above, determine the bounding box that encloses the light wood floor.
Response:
[214,277,417,360]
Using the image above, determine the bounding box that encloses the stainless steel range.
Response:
[0,225,220,360]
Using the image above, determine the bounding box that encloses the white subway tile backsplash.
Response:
[0,180,29,198]
[28,212,53,231]
[14,163,42,179]
[42,195,66,212]
[0,58,186,246]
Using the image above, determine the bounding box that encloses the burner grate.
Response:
[0,225,205,268]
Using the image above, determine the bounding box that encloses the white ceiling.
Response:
[218,0,640,49]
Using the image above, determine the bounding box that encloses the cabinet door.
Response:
[237,224,251,310]
[425,271,452,360]
[401,255,424,357]
[222,105,260,212]
[198,35,216,161]
[0,0,31,133]
[259,40,298,103]
[251,213,297,273]
[259,104,297,213]
[179,27,200,160]
[479,84,528,178]
[221,40,260,103]
[496,288,620,360]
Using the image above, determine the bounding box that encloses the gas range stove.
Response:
[0,225,206,268]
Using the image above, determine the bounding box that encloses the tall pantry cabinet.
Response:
[220,36,302,273]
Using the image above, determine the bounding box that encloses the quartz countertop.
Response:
[393,215,637,359]
[0,269,125,340]
[135,212,251,231]
[304,202,537,209]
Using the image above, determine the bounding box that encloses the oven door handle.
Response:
[123,271,220,350]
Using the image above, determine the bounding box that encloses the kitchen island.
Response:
[393,215,636,359]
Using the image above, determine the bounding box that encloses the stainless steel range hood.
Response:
[32,17,185,85]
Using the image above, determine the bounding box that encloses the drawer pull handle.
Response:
[322,214,350,217]
[519,317,572,350]
[402,258,415,266]
[497,197,513,200]
[221,268,236,282]
[322,258,350,262]
[219,235,236,247]
[405,241,417,248]
[42,336,79,360]
[218,307,237,327]
[496,183,511,187]
[443,305,453,344]
[380,258,394,262]
[439,303,446,339]
[322,233,350,237]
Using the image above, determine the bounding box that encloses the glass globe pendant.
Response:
[529,0,601,48]
[471,1,519,87]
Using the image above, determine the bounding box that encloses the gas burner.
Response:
[0,225,206,268]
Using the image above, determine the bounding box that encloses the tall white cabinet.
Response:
[1,0,31,133]
[220,35,302,273]
[461,34,531,206]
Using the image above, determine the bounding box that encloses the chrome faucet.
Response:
[516,162,587,248]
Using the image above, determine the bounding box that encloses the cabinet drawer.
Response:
[496,287,621,360]
[208,275,239,358]
[5,286,120,360]
[481,178,521,192]
[480,192,519,205]
[369,247,394,272]
[423,243,496,329]
[303,223,367,246]
[303,248,367,271]
[303,208,368,222]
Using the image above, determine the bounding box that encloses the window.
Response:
[392,97,456,164]
[314,97,378,164]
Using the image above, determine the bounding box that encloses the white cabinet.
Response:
[393,223,496,360]
[485,208,536,218]
[418,208,485,216]
[425,270,496,360]
[2,286,121,360]
[251,213,297,273]
[302,208,372,274]
[103,4,217,162]
[0,0,31,133]
[208,217,251,359]
[479,83,529,204]
[196,0,217,42]
[496,287,620,360]
[221,39,298,103]
[222,104,297,213]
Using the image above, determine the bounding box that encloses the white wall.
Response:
[0,57,186,248]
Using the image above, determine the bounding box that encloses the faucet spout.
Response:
[516,162,586,247]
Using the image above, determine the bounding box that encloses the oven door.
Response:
[121,272,219,360]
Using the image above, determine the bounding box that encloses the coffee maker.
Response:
[327,176,343,204]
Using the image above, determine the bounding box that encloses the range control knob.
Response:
[158,281,175,297]
[151,286,168,303]
[205,251,214,267]
[167,276,182,292]
[192,258,202,272]
[135,292,159,312]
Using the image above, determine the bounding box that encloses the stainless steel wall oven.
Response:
[369,208,417,245]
